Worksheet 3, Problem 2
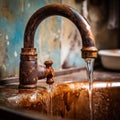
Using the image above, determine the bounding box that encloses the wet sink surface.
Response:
[0,70,120,120]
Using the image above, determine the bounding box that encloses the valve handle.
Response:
[44,60,54,85]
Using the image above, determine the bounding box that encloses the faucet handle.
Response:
[44,60,54,85]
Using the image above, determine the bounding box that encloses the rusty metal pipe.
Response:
[19,4,97,89]
[24,4,97,57]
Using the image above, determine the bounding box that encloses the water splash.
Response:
[85,58,95,120]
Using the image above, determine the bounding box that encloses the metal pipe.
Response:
[19,4,97,89]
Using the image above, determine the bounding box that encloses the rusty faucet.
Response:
[19,4,97,89]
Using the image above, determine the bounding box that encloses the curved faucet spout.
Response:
[19,4,97,89]
[24,4,97,58]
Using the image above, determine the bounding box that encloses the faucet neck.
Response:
[19,4,98,89]
[23,4,97,58]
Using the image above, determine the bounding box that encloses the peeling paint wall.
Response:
[0,0,119,79]
[0,0,62,79]
[61,0,85,68]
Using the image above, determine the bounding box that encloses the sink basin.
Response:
[0,70,120,120]
[98,49,120,70]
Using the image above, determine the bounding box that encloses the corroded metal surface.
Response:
[23,4,97,57]
[19,59,54,89]
[44,60,54,84]
[19,4,97,89]
[1,80,120,120]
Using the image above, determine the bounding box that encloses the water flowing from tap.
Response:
[85,58,95,120]
[47,84,53,116]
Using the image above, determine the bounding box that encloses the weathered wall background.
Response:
[0,0,119,79]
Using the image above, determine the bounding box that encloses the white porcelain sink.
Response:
[98,49,120,70]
